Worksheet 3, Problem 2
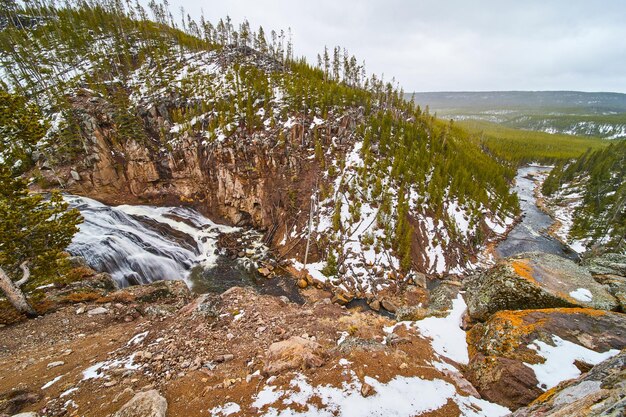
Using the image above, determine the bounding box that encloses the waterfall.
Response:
[65,195,237,287]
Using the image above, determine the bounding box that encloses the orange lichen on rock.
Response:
[511,259,537,283]
[531,385,560,405]
[531,307,608,317]
[468,309,549,362]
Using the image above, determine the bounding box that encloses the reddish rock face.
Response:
[464,308,626,410]
[465,354,542,409]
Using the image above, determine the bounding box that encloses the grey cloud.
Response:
[162,0,626,92]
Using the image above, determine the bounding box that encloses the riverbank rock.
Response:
[112,390,167,417]
[464,252,619,321]
[584,253,626,312]
[511,349,626,417]
[465,308,626,410]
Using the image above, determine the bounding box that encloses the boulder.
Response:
[380,298,397,313]
[412,272,427,289]
[112,390,167,417]
[592,274,626,312]
[583,253,626,276]
[396,306,430,321]
[338,336,386,353]
[331,292,352,305]
[192,294,221,318]
[428,280,461,312]
[87,307,108,316]
[367,299,381,312]
[465,308,626,410]
[0,389,40,416]
[372,285,429,316]
[464,252,619,321]
[263,336,326,375]
[511,349,626,417]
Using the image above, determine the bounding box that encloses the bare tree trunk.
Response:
[302,189,317,276]
[0,263,38,318]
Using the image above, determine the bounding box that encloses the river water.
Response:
[65,195,303,302]
[495,166,578,260]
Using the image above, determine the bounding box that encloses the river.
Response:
[495,166,579,260]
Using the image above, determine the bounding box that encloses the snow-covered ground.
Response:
[242,369,509,417]
[524,335,620,390]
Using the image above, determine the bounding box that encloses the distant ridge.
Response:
[405,91,626,140]
[407,91,626,114]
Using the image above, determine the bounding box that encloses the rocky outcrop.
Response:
[0,389,40,416]
[395,279,460,321]
[465,308,626,410]
[112,390,167,417]
[54,92,358,239]
[464,252,619,321]
[103,280,192,316]
[585,253,626,312]
[584,253,626,276]
[511,349,626,417]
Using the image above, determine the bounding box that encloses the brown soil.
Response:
[0,284,477,417]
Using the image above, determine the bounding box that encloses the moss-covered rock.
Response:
[583,253,626,276]
[464,252,619,321]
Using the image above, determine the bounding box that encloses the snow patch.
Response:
[210,402,241,416]
[414,294,469,365]
[254,371,508,417]
[127,331,149,345]
[525,335,620,390]
[42,375,63,389]
[569,288,593,302]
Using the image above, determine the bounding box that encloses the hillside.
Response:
[541,140,626,253]
[456,119,608,165]
[408,91,626,140]
[0,2,518,298]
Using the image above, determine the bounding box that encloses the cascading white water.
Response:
[65,195,238,287]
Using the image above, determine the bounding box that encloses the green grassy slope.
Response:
[456,119,608,165]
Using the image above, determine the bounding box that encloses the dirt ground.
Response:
[0,283,487,417]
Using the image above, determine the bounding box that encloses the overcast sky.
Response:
[162,0,626,93]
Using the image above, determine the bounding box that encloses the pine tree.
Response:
[0,90,82,317]
[332,198,342,231]
[0,167,82,317]
[0,89,47,173]
[321,249,338,277]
